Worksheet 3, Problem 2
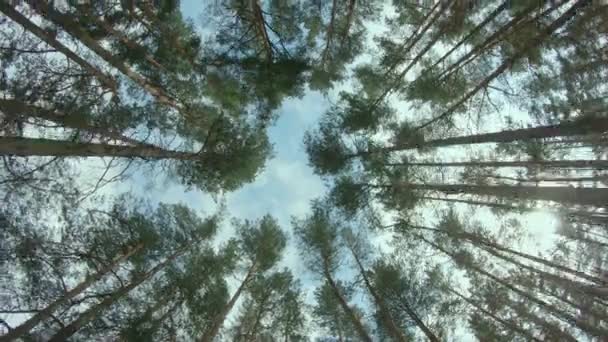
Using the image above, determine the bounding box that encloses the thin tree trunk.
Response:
[348,248,408,342]
[437,1,550,81]
[409,183,608,207]
[420,196,608,222]
[93,17,166,71]
[446,287,542,342]
[370,0,446,111]
[428,1,509,71]
[47,244,189,342]
[389,159,608,170]
[506,301,578,342]
[385,14,449,99]
[480,174,608,184]
[340,0,356,43]
[0,136,195,160]
[0,99,147,147]
[415,0,589,132]
[417,234,606,338]
[564,233,608,249]
[0,243,143,342]
[245,291,271,341]
[408,224,601,284]
[323,263,373,342]
[321,0,339,66]
[30,1,181,110]
[354,116,608,157]
[0,3,118,93]
[251,0,273,61]
[382,0,443,78]
[199,263,257,342]
[138,0,162,26]
[421,117,608,147]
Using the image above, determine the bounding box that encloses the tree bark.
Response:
[251,0,273,61]
[409,183,608,208]
[0,99,148,147]
[446,287,542,342]
[0,3,118,93]
[437,1,548,81]
[30,1,181,110]
[348,247,408,342]
[383,0,443,78]
[340,0,356,44]
[389,158,608,170]
[420,196,608,222]
[354,116,608,157]
[411,224,603,287]
[506,301,578,342]
[428,1,509,71]
[47,244,188,342]
[323,263,372,342]
[0,136,195,160]
[415,0,590,132]
[370,0,446,111]
[199,263,257,342]
[93,16,166,71]
[0,242,143,342]
[321,0,339,66]
[417,234,607,338]
[479,174,608,184]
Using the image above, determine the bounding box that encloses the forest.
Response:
[0,0,607,341]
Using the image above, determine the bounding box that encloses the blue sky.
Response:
[99,1,562,338]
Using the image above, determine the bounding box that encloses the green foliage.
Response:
[337,92,393,133]
[177,121,273,192]
[237,214,286,271]
[293,200,341,273]
[304,115,353,175]
[328,175,369,217]
[231,269,306,341]
[313,281,359,340]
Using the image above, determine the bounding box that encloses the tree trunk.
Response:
[417,234,607,338]
[564,233,608,250]
[384,0,444,77]
[348,248,408,342]
[0,3,118,93]
[323,264,372,342]
[0,242,143,342]
[355,117,608,157]
[47,244,189,342]
[437,1,549,81]
[0,99,147,147]
[244,291,271,341]
[420,195,608,222]
[321,0,339,66]
[199,263,257,342]
[30,1,181,110]
[506,301,578,342]
[389,158,608,170]
[470,234,602,284]
[93,16,166,71]
[251,0,273,61]
[409,183,608,208]
[420,117,608,148]
[428,1,509,70]
[446,287,542,342]
[415,0,589,132]
[340,0,356,44]
[0,136,195,160]
[370,0,445,111]
[479,174,608,185]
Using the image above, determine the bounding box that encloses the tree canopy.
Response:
[1,0,607,341]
